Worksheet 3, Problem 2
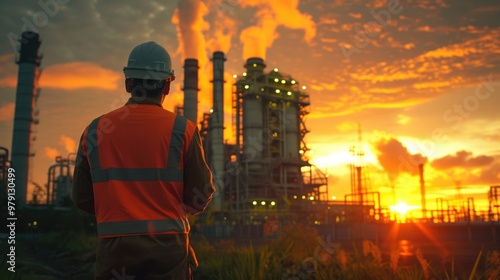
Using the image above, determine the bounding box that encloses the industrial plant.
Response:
[2,31,500,244]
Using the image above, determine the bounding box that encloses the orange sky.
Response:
[0,0,499,213]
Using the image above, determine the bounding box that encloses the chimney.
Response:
[12,31,42,207]
[182,58,199,123]
[419,163,427,219]
[210,51,226,211]
[244,57,266,77]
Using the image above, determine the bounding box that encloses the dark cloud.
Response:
[431,150,494,170]
[471,162,500,184]
[374,137,427,179]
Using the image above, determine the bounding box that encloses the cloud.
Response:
[0,75,16,87]
[239,0,316,59]
[59,135,77,154]
[39,62,121,91]
[471,162,500,184]
[44,147,60,160]
[374,137,427,180]
[336,121,357,132]
[315,26,500,117]
[431,150,495,170]
[1,61,121,90]
[0,102,15,121]
[206,8,237,54]
[0,54,15,73]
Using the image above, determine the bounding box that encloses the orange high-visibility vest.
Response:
[81,104,196,238]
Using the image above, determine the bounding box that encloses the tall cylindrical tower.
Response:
[242,57,265,166]
[283,100,299,159]
[419,163,427,219]
[183,58,199,123]
[211,51,226,210]
[12,31,42,207]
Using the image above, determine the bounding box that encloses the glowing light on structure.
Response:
[274,78,279,82]
[244,84,249,89]
[273,68,279,72]
[233,74,237,78]
[242,72,247,76]
[252,201,257,205]
[302,85,306,90]
[291,80,296,84]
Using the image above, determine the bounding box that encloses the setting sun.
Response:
[390,202,412,216]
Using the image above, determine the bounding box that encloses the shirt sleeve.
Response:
[72,133,95,215]
[182,128,216,215]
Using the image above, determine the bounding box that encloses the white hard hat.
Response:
[123,41,174,80]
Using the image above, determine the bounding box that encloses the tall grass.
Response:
[192,224,495,280]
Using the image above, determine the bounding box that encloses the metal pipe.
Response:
[357,166,363,204]
[183,59,199,123]
[11,31,42,208]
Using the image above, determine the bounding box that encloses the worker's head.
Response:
[123,41,175,101]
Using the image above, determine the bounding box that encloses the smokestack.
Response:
[12,31,42,207]
[183,59,199,123]
[210,51,226,211]
[244,57,266,77]
[419,163,427,219]
[241,57,265,172]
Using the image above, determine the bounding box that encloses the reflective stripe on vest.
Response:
[85,113,189,236]
[97,218,189,236]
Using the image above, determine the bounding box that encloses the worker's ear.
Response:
[125,78,132,93]
[162,81,171,96]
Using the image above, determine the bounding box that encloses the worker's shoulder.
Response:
[180,115,198,132]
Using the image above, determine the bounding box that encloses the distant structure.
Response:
[221,57,329,226]
[419,163,427,219]
[11,31,42,207]
[182,58,199,123]
[209,52,226,211]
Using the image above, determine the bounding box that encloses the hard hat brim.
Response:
[123,67,174,80]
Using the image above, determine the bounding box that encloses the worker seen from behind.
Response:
[72,41,215,280]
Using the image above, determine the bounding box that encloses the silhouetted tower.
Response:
[11,31,42,207]
[349,123,369,204]
[183,58,199,123]
[419,163,427,219]
[210,51,226,211]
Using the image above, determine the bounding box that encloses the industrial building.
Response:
[2,32,500,241]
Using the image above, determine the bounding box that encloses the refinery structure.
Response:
[2,32,500,240]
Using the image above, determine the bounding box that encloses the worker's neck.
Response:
[127,96,163,107]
